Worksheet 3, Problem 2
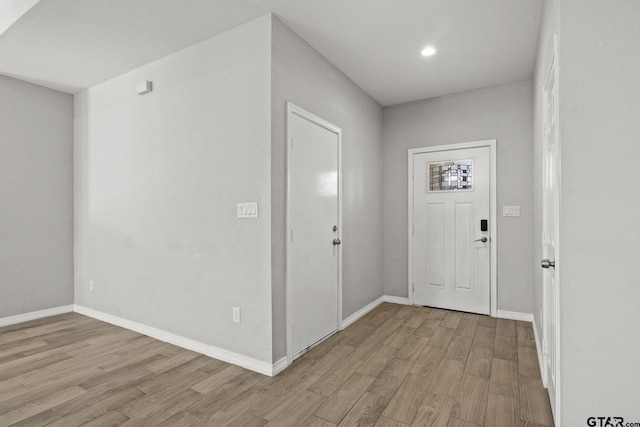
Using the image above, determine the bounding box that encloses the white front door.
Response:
[287,103,341,361]
[412,145,491,314]
[542,34,560,419]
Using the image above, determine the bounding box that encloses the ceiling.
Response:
[0,0,543,106]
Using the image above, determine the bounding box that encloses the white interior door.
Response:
[287,104,341,361]
[542,35,560,419]
[412,146,491,314]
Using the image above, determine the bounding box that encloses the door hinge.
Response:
[290,229,293,242]
[290,138,293,151]
[542,339,548,355]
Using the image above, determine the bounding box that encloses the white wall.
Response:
[0,0,39,35]
[383,80,534,314]
[556,0,640,422]
[0,75,73,317]
[270,16,384,360]
[74,15,274,363]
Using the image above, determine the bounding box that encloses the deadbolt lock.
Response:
[541,259,555,269]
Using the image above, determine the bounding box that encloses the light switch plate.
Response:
[237,202,258,219]
[503,205,521,217]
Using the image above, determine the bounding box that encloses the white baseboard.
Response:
[73,305,280,377]
[498,309,547,385]
[0,305,74,328]
[496,310,534,322]
[341,296,385,329]
[532,317,547,387]
[340,295,412,330]
[0,301,542,380]
[383,295,410,305]
[272,357,289,376]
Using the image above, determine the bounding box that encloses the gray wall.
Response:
[271,16,384,360]
[0,74,73,317]
[383,80,534,314]
[74,16,274,363]
[557,0,640,422]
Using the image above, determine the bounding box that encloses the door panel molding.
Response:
[427,203,445,288]
[286,102,343,365]
[541,32,561,425]
[455,202,474,291]
[408,140,497,316]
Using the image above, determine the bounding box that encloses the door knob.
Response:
[474,237,488,243]
[541,259,555,269]
[333,238,342,246]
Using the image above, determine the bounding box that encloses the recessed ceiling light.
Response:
[421,46,437,57]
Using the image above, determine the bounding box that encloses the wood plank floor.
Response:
[0,303,554,426]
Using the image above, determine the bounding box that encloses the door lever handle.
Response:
[541,259,555,269]
[333,238,342,246]
[474,237,488,243]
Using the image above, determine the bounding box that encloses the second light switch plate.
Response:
[502,205,521,217]
[237,202,258,218]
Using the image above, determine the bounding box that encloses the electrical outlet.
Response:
[232,307,241,324]
[89,281,94,292]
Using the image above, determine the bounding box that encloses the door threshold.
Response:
[418,304,492,317]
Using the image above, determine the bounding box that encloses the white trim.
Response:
[341,295,412,330]
[0,305,74,328]
[341,296,385,329]
[532,317,547,388]
[553,32,562,427]
[73,305,280,377]
[285,102,343,366]
[540,33,562,426]
[495,310,534,322]
[383,295,410,305]
[272,357,289,376]
[408,140,498,316]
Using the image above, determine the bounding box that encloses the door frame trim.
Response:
[407,139,498,316]
[285,102,343,365]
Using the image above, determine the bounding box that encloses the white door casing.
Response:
[409,141,497,316]
[286,103,342,363]
[541,33,561,423]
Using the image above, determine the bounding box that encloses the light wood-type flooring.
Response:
[0,303,554,426]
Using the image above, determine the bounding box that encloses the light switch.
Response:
[237,202,258,219]
[503,206,521,217]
